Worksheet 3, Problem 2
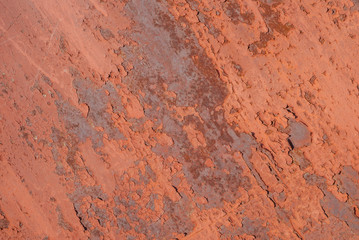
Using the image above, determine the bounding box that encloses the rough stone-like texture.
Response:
[1,0,359,239]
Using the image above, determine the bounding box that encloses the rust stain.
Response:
[1,0,359,239]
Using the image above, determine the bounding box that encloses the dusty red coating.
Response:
[1,0,359,239]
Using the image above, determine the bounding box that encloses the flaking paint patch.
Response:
[287,119,311,149]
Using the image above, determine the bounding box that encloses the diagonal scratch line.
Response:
[0,34,20,46]
[47,23,58,48]
[33,23,58,81]
[7,13,22,31]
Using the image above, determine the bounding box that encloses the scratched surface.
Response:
[1,0,359,239]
